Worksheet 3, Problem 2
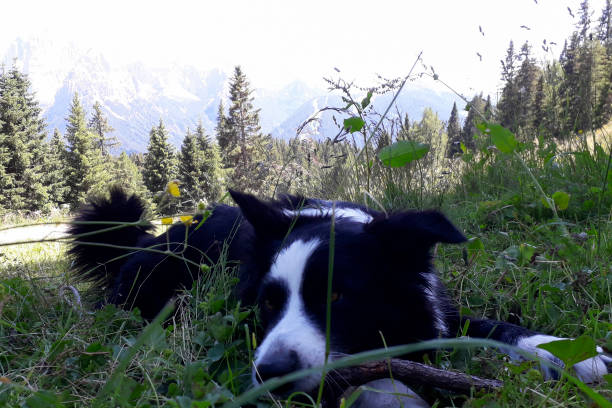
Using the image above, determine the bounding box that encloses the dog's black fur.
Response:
[69,188,609,400]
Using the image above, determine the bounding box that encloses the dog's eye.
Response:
[264,298,276,311]
[331,292,342,303]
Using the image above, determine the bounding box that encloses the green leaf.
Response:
[519,243,536,265]
[467,237,485,259]
[476,122,517,153]
[361,91,373,109]
[208,296,225,314]
[589,186,602,194]
[93,304,175,407]
[209,313,233,342]
[26,391,63,408]
[207,343,225,362]
[460,141,467,154]
[167,382,180,397]
[537,335,598,368]
[342,387,365,408]
[343,117,365,133]
[378,141,430,167]
[552,191,570,211]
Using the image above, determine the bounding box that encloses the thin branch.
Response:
[330,358,503,395]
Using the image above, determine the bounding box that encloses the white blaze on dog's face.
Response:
[253,239,326,392]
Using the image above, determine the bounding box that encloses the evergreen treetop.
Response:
[0,65,49,211]
[88,101,118,155]
[445,102,462,158]
[64,92,107,206]
[44,128,69,205]
[143,119,176,195]
[221,66,270,194]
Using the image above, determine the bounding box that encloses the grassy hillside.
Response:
[0,114,610,408]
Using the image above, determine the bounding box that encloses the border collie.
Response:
[69,189,610,406]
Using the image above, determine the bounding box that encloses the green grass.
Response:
[0,126,611,407]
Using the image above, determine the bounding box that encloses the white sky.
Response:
[0,0,606,98]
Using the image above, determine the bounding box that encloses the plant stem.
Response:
[316,203,336,407]
[513,151,569,237]
[357,51,423,161]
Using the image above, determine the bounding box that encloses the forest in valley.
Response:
[0,1,610,216]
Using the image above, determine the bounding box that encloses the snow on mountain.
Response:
[254,80,325,131]
[3,38,228,152]
[2,37,463,152]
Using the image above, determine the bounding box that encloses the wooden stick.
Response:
[330,358,503,394]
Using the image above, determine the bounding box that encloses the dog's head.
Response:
[230,191,466,394]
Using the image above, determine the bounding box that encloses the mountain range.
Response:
[2,38,465,153]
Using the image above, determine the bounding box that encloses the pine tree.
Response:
[178,128,201,206]
[515,42,541,134]
[196,121,222,201]
[112,152,149,198]
[462,95,486,150]
[215,100,231,153]
[179,122,223,206]
[445,102,462,157]
[592,3,612,126]
[532,76,546,131]
[88,101,118,155]
[414,108,445,165]
[557,2,612,132]
[559,34,581,134]
[598,0,612,53]
[591,39,612,127]
[0,65,49,212]
[129,152,146,171]
[577,0,591,41]
[64,92,107,206]
[397,113,411,140]
[143,119,176,195]
[45,128,69,205]
[497,41,521,131]
[0,70,6,213]
[223,66,270,194]
[483,95,494,120]
[575,39,595,132]
[542,62,566,138]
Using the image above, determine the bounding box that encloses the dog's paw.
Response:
[514,334,611,383]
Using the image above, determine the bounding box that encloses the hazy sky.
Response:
[1,0,607,97]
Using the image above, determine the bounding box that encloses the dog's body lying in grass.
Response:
[69,189,610,407]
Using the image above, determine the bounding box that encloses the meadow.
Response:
[0,100,611,408]
[2,5,612,400]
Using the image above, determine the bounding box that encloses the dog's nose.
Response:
[255,349,300,383]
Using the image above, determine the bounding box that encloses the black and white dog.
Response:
[69,189,610,406]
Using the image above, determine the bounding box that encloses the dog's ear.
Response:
[365,210,466,250]
[229,190,293,238]
[276,193,306,209]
